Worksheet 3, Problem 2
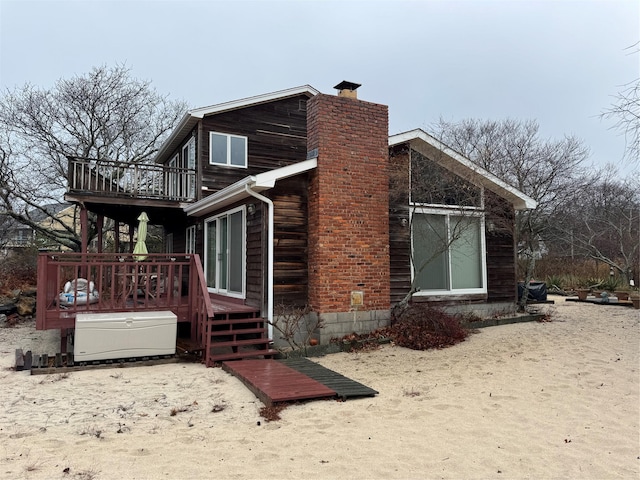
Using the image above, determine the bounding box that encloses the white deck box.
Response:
[74,311,177,362]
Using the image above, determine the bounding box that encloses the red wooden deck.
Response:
[222,359,337,406]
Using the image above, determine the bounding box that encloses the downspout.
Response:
[244,184,274,340]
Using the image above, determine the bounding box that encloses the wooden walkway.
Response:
[280,358,378,401]
[221,358,378,406]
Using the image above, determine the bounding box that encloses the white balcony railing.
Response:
[67,157,196,202]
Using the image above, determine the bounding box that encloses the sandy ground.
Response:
[0,296,638,480]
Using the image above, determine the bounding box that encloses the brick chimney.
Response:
[306,83,390,339]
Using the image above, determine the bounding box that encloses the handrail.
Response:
[36,252,194,330]
[67,157,196,202]
[191,256,214,318]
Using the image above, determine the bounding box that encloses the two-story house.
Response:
[36,82,535,366]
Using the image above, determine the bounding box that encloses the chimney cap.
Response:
[333,80,361,92]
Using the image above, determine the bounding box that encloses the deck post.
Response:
[80,206,88,278]
[60,328,68,353]
[128,223,135,253]
[80,206,88,253]
[96,214,104,253]
[114,220,120,253]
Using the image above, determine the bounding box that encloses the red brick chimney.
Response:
[307,83,390,327]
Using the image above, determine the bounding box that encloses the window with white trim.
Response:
[185,225,196,254]
[209,132,247,168]
[412,210,486,294]
[165,233,174,254]
[204,207,245,298]
[409,148,486,295]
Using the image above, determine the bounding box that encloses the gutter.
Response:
[244,184,274,340]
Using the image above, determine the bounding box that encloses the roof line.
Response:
[184,158,318,217]
[155,85,319,165]
[389,129,537,210]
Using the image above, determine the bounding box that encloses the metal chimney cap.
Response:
[333,80,361,91]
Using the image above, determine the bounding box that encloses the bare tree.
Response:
[432,118,590,308]
[555,170,639,287]
[601,42,640,164]
[0,64,187,251]
[389,143,498,319]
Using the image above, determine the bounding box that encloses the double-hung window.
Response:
[209,132,247,168]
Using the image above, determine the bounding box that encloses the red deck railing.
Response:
[36,253,213,341]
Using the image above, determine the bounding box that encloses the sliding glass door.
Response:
[205,207,245,297]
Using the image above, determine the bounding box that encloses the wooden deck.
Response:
[222,358,378,406]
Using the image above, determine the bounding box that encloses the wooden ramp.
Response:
[222,359,337,406]
[279,358,379,401]
[222,358,378,406]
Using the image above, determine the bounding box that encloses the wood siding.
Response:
[485,191,517,303]
[271,176,309,306]
[388,145,518,306]
[389,146,412,305]
[200,96,309,194]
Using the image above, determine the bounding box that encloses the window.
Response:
[185,225,196,254]
[168,154,179,199]
[209,132,247,168]
[165,233,174,254]
[204,207,245,297]
[412,210,486,294]
[183,138,196,198]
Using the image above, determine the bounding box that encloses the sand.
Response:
[0,296,638,479]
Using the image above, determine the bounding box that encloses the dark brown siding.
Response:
[271,176,309,307]
[246,202,264,310]
[389,145,412,305]
[200,96,310,194]
[388,146,518,306]
[485,191,517,303]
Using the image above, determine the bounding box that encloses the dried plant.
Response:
[259,403,288,422]
[270,303,323,354]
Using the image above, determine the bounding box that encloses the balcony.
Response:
[67,157,196,203]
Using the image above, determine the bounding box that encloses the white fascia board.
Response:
[155,85,319,165]
[184,158,318,217]
[390,129,537,210]
[252,157,317,188]
[189,85,319,118]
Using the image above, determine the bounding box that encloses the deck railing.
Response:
[36,253,213,340]
[67,157,196,202]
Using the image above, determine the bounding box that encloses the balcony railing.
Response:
[35,253,213,345]
[67,157,196,202]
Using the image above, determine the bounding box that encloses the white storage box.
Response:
[74,311,177,362]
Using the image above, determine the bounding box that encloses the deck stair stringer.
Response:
[203,298,278,365]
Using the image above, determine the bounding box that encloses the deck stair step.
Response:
[211,327,266,337]
[209,338,272,348]
[210,318,264,326]
[208,348,279,364]
[202,302,274,364]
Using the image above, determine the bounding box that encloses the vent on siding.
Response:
[298,99,307,111]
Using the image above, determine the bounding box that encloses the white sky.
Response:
[1,0,638,174]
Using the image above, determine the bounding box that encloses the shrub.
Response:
[388,305,468,350]
[336,305,469,352]
[0,247,38,292]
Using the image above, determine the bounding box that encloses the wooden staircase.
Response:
[203,297,278,366]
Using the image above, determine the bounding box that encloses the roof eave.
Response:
[184,158,318,217]
[155,85,319,165]
[389,129,537,211]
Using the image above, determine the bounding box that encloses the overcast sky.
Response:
[1,0,638,174]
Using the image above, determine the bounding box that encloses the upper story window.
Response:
[209,132,247,168]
